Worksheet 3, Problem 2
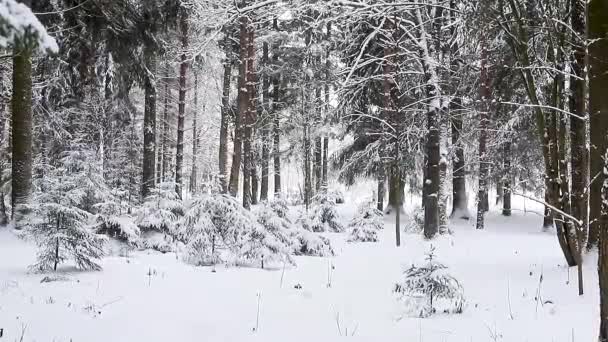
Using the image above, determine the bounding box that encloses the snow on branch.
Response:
[0,0,58,53]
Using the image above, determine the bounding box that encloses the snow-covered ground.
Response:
[0,197,598,341]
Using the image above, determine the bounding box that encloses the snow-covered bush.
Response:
[394,246,465,317]
[95,214,141,245]
[297,192,344,233]
[254,201,294,246]
[27,203,107,272]
[347,206,384,243]
[178,194,292,268]
[328,188,345,204]
[291,228,334,257]
[136,182,183,233]
[26,149,107,272]
[266,197,290,219]
[255,200,334,257]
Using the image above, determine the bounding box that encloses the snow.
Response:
[0,0,58,53]
[0,196,599,341]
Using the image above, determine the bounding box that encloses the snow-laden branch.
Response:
[0,0,58,53]
[341,16,386,88]
[512,192,583,227]
[500,101,585,120]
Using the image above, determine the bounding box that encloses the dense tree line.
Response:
[4,0,608,339]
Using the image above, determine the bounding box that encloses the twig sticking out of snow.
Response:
[253,292,262,333]
[327,260,334,288]
[280,259,286,288]
[507,278,514,320]
[335,312,358,336]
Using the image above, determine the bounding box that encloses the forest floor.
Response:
[0,197,598,342]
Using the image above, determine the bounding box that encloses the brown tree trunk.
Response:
[229,16,249,198]
[450,98,468,219]
[189,72,198,194]
[142,46,157,199]
[475,20,490,230]
[260,41,270,202]
[242,22,256,210]
[590,0,608,338]
[272,19,282,197]
[502,141,512,216]
[161,65,170,182]
[314,88,322,192]
[175,9,188,199]
[569,0,589,250]
[11,46,32,224]
[219,50,231,194]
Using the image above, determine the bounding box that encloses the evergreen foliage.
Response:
[347,204,384,243]
[394,246,465,317]
[297,192,344,233]
[179,194,292,267]
[26,149,107,272]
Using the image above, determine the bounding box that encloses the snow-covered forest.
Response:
[0,0,608,340]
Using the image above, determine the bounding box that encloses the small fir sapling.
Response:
[291,229,335,257]
[347,204,384,243]
[297,192,345,233]
[26,150,108,271]
[394,245,465,317]
[255,198,334,257]
[136,182,184,233]
[178,194,292,267]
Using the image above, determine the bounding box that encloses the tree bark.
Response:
[568,0,589,250]
[161,65,170,182]
[272,19,282,197]
[314,87,322,192]
[450,98,469,219]
[476,7,490,230]
[142,46,157,199]
[219,36,231,194]
[502,141,512,216]
[229,16,248,198]
[242,22,256,210]
[11,46,32,224]
[260,41,270,202]
[175,9,188,199]
[590,0,608,338]
[189,72,198,194]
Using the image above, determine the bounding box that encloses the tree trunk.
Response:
[260,41,270,202]
[189,72,198,194]
[590,0,608,338]
[387,170,403,210]
[475,0,490,230]
[229,16,248,198]
[242,22,256,210]
[219,44,231,194]
[161,65,170,182]
[314,87,322,193]
[438,158,448,234]
[450,98,468,219]
[175,10,188,199]
[568,0,589,250]
[502,141,512,216]
[142,46,157,199]
[11,46,32,224]
[272,18,282,197]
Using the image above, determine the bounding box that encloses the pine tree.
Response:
[175,7,188,199]
[590,0,608,338]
